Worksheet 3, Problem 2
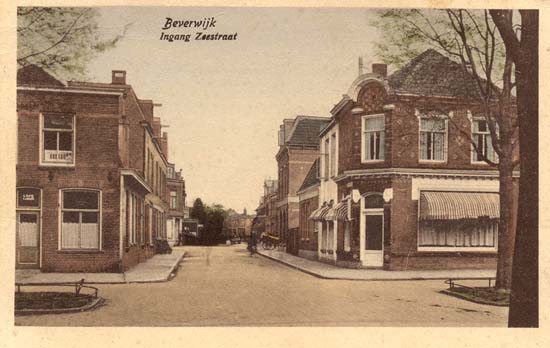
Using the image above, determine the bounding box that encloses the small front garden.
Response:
[15,291,96,311]
[442,285,510,306]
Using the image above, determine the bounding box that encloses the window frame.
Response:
[39,113,76,167]
[471,117,498,164]
[361,114,385,163]
[58,188,102,251]
[170,190,178,209]
[417,113,448,163]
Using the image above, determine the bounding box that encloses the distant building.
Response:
[275,116,330,254]
[223,209,255,239]
[297,158,320,259]
[253,197,266,235]
[263,179,278,238]
[166,163,186,246]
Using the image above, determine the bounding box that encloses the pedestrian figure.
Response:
[247,231,257,256]
[176,230,185,246]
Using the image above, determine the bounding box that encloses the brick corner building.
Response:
[309,49,518,270]
[16,65,179,272]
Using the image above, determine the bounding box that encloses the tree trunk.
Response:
[495,152,515,290]
[508,10,539,328]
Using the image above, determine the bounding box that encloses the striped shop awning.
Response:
[419,191,499,221]
[324,205,338,220]
[335,198,351,221]
[309,203,331,221]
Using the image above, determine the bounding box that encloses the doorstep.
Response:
[14,249,186,285]
[256,248,496,281]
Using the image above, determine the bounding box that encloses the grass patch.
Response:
[442,287,510,306]
[15,292,94,310]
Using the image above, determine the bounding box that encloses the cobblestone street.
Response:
[15,245,508,326]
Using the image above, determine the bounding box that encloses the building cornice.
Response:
[17,86,123,96]
[121,168,152,193]
[335,167,520,182]
[297,184,320,200]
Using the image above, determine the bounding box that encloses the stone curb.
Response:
[15,297,105,316]
[256,250,494,282]
[126,251,186,284]
[15,251,187,285]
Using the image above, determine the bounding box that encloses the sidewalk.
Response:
[256,248,496,281]
[15,249,186,285]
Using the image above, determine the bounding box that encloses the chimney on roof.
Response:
[160,132,168,160]
[372,63,387,77]
[358,56,364,76]
[112,70,126,84]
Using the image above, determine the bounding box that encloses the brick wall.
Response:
[17,90,123,272]
[125,92,146,176]
[336,79,510,173]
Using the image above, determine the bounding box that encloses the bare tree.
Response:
[490,9,538,328]
[17,7,129,79]
[372,9,518,290]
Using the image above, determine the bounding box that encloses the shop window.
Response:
[419,219,498,249]
[61,190,100,250]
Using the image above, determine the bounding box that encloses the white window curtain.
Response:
[419,220,498,248]
[420,118,446,161]
[19,219,38,247]
[61,190,100,249]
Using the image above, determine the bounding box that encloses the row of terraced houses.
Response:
[16,65,187,272]
[255,49,519,270]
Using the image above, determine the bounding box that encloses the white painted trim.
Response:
[39,113,76,168]
[416,110,449,163]
[336,167,517,182]
[15,194,42,267]
[411,177,499,200]
[330,95,352,116]
[469,112,499,165]
[361,114,385,163]
[120,168,152,193]
[58,188,102,251]
[18,86,123,96]
[347,74,385,101]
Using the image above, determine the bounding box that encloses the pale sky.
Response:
[88,7,382,213]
